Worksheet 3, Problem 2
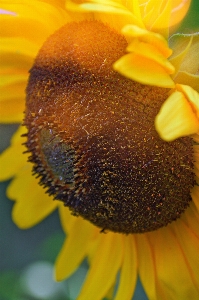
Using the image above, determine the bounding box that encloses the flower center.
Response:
[25,20,195,234]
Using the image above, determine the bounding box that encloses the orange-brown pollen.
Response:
[24,20,195,234]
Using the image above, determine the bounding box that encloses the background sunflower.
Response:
[0,1,199,299]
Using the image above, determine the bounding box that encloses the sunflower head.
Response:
[24,19,195,234]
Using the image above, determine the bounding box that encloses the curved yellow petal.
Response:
[55,217,95,281]
[126,41,174,73]
[122,24,172,57]
[66,0,144,29]
[0,126,58,228]
[114,52,175,88]
[177,84,199,116]
[114,235,137,300]
[8,165,58,229]
[155,89,199,141]
[77,232,123,300]
[173,207,199,292]
[170,0,191,31]
[0,1,68,44]
[150,0,171,38]
[149,225,199,299]
[0,127,26,180]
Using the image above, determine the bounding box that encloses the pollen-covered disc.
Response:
[25,20,195,234]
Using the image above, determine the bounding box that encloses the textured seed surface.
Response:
[25,20,195,233]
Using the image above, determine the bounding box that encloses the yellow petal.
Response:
[55,217,95,281]
[0,98,24,123]
[114,235,137,300]
[66,0,144,29]
[150,0,172,38]
[176,84,199,117]
[122,24,172,57]
[0,37,39,63]
[148,225,199,299]
[135,234,157,299]
[0,127,26,180]
[77,232,123,300]
[170,0,191,32]
[0,78,26,123]
[58,205,77,234]
[0,2,68,43]
[8,165,58,228]
[114,52,175,88]
[0,139,27,180]
[173,208,199,292]
[124,0,144,27]
[182,202,199,236]
[155,90,199,141]
[126,41,174,73]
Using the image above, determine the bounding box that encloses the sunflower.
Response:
[1,0,199,299]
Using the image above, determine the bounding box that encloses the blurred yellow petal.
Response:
[0,127,26,180]
[173,208,199,291]
[127,41,174,73]
[66,0,145,28]
[114,52,175,88]
[122,24,172,57]
[150,0,171,38]
[170,0,191,31]
[177,84,199,116]
[142,0,191,35]
[126,0,142,21]
[58,205,76,234]
[55,217,95,281]
[0,79,26,123]
[155,89,199,141]
[135,234,157,299]
[8,165,58,229]
[0,37,39,63]
[114,236,137,300]
[78,233,123,300]
[0,1,68,43]
[0,97,25,123]
[149,225,199,299]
